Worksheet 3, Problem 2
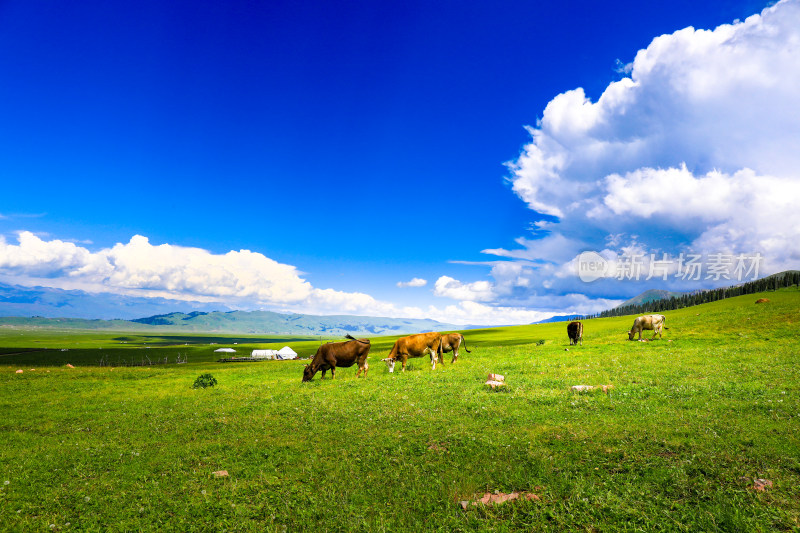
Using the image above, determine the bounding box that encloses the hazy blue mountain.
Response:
[0,282,231,319]
[532,314,583,324]
[0,282,460,336]
[130,310,457,336]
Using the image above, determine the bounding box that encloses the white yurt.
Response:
[276,346,298,360]
[214,348,236,353]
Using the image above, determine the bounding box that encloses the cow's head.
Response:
[627,330,635,341]
[381,357,396,373]
[302,364,316,382]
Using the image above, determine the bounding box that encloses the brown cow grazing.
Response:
[567,321,583,346]
[438,333,471,363]
[627,314,668,341]
[302,334,370,382]
[381,332,443,373]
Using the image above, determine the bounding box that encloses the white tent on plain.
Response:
[251,347,297,360]
[276,346,297,360]
[251,349,279,359]
[214,348,236,353]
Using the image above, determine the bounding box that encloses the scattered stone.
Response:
[752,478,773,492]
[459,491,541,510]
[564,348,569,351]
[755,298,770,304]
[212,470,229,478]
[66,364,75,369]
[486,373,505,389]
[571,384,614,394]
[15,370,23,374]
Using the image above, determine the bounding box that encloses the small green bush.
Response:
[192,373,217,389]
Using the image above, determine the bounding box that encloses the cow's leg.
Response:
[330,367,336,379]
[451,347,458,364]
[321,369,327,379]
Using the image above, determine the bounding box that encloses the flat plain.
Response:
[1,289,799,531]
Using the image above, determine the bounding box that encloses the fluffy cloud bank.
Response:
[488,0,800,292]
[0,231,551,325]
[0,232,389,313]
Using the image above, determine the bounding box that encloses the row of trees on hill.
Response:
[585,270,800,319]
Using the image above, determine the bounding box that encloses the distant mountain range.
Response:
[0,282,459,336]
[532,314,583,324]
[0,282,231,320]
[616,289,688,309]
[128,310,457,336]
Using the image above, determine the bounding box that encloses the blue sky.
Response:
[1,0,798,325]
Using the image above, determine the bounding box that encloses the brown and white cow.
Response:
[567,321,583,346]
[627,314,668,341]
[438,333,471,364]
[302,334,371,382]
[381,332,442,373]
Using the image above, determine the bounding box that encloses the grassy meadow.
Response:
[1,289,799,531]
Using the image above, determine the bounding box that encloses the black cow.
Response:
[567,321,583,346]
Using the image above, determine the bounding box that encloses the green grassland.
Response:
[1,289,799,531]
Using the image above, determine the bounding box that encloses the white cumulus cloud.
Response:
[396,277,428,288]
[433,276,495,302]
[0,231,569,325]
[493,0,800,288]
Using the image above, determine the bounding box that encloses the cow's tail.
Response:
[460,334,472,353]
[345,334,370,344]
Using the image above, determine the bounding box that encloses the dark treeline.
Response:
[584,270,800,319]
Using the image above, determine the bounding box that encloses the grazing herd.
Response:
[301,314,670,381]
